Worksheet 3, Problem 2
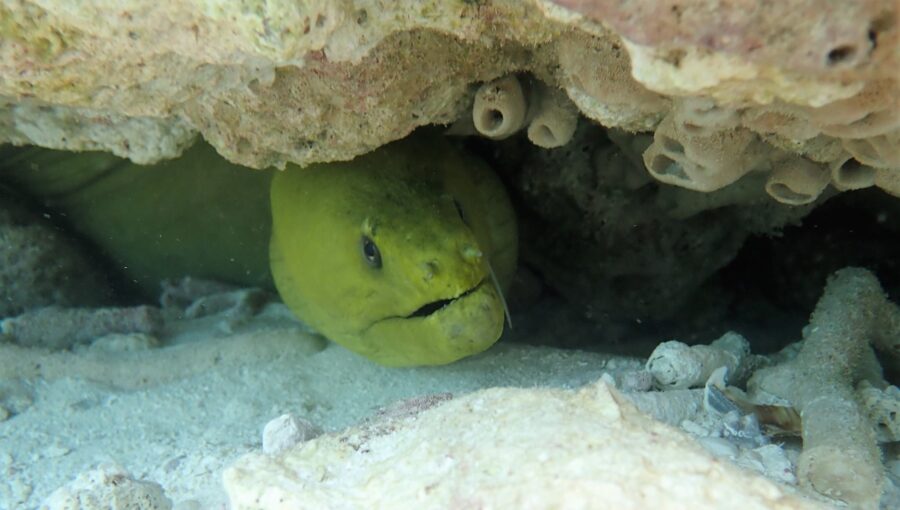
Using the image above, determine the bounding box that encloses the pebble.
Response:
[262,413,323,455]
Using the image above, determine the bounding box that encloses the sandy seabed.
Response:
[0,303,639,508]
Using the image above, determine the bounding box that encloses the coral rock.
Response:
[224,381,826,510]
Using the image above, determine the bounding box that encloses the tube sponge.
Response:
[764,156,831,205]
[807,80,900,139]
[842,132,900,170]
[875,168,900,198]
[527,82,579,148]
[672,97,740,136]
[829,153,877,190]
[748,268,900,508]
[642,113,766,192]
[471,75,580,148]
[741,103,820,142]
[472,75,529,140]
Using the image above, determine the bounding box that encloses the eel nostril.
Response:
[422,261,438,280]
[461,245,482,263]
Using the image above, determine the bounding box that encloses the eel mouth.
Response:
[406,280,484,319]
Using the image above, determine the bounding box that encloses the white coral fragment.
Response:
[647,332,752,390]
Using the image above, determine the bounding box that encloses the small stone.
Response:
[0,405,9,422]
[262,414,322,455]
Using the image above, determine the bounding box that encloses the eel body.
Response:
[0,135,517,366]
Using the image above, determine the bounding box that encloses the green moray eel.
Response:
[0,134,517,366]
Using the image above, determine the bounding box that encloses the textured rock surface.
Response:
[224,381,828,510]
[495,123,814,324]
[1,0,896,197]
[0,184,112,318]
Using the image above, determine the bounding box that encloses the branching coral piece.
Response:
[472,75,530,140]
[646,332,756,390]
[765,155,831,205]
[526,82,579,148]
[0,305,163,350]
[749,268,900,508]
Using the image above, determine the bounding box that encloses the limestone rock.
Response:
[2,0,895,183]
[224,381,826,510]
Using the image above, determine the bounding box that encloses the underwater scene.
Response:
[1,1,898,509]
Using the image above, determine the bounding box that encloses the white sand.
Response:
[0,304,641,508]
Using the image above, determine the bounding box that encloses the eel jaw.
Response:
[405,280,485,319]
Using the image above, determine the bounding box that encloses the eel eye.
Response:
[361,236,382,268]
[453,198,468,225]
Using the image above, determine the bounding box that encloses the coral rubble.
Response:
[647,332,759,390]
